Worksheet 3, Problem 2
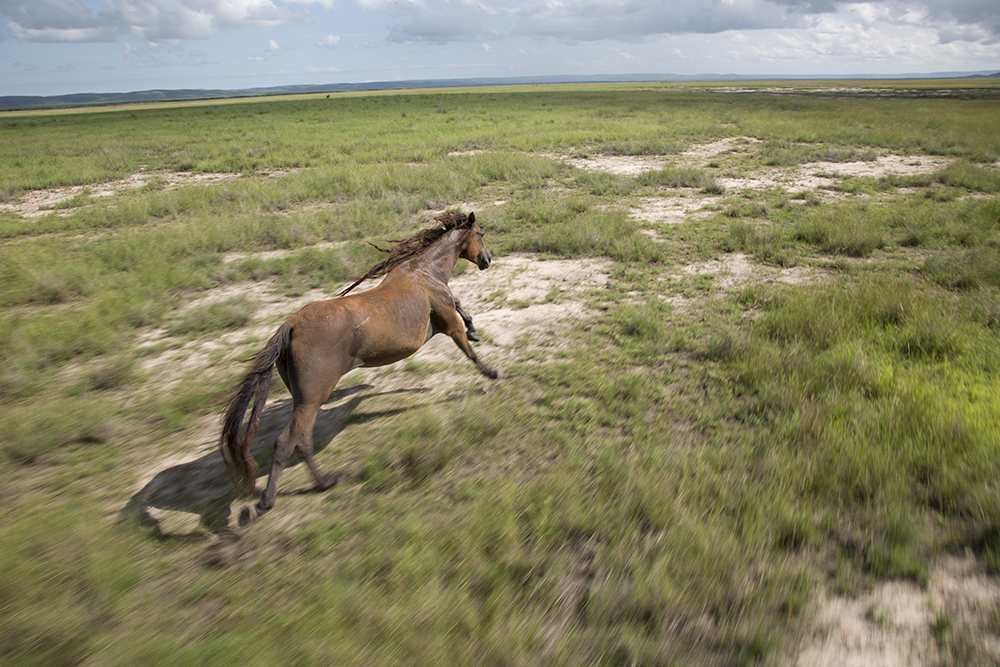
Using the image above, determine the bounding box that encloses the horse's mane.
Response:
[339,211,476,296]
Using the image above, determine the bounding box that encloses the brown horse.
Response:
[219,211,499,526]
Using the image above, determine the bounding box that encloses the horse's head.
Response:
[460,212,492,270]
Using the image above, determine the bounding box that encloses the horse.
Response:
[219,211,500,526]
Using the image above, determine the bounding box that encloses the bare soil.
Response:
[793,557,1000,667]
[0,169,282,218]
[556,139,952,224]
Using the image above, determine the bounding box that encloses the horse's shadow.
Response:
[121,384,425,535]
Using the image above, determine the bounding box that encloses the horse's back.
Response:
[283,288,431,376]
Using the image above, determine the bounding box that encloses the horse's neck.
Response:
[417,229,463,283]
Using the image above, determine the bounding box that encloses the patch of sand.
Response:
[629,195,722,225]
[0,169,285,219]
[680,136,761,161]
[660,252,831,317]
[795,557,1000,667]
[563,154,669,175]
[678,252,830,289]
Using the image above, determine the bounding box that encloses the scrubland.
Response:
[2,81,1000,666]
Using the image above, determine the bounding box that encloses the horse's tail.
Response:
[219,324,291,496]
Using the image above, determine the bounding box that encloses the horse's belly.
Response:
[356,328,428,368]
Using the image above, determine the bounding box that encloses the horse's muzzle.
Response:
[477,251,492,270]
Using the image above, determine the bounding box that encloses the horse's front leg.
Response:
[432,308,501,379]
[454,298,479,342]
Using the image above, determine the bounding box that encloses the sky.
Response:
[1,0,998,97]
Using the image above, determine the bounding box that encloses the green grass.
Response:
[2,81,1000,667]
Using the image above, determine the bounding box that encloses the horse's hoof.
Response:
[467,330,480,342]
[238,504,265,527]
[315,473,341,491]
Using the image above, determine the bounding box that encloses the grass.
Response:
[2,81,1000,666]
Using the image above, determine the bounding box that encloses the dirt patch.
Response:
[562,154,670,176]
[795,557,1000,666]
[680,136,761,162]
[0,169,284,219]
[717,154,950,196]
[629,195,722,225]
[137,281,339,390]
[661,252,831,317]
[679,252,831,290]
[554,142,952,227]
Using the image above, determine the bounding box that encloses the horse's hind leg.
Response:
[240,401,322,526]
[296,422,340,491]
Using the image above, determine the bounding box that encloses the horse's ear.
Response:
[468,212,475,224]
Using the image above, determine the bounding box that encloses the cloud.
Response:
[123,41,174,65]
[357,0,484,43]
[1,0,116,41]
[105,0,306,43]
[0,0,306,44]
[250,37,293,59]
[284,0,337,7]
[514,0,808,41]
[509,0,1000,44]
[2,0,998,55]
[318,32,341,48]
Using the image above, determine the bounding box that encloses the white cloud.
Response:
[1,0,116,42]
[8,23,116,41]
[507,0,1000,46]
[106,0,306,44]
[284,0,337,7]
[123,41,185,65]
[514,0,806,41]
[1,0,998,68]
[355,0,483,43]
[318,33,342,48]
[266,37,282,51]
[0,0,307,44]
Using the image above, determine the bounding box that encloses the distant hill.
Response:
[2,71,998,112]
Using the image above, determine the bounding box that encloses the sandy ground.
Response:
[553,138,952,227]
[794,557,1000,667]
[0,169,282,218]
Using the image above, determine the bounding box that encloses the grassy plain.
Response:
[2,81,1000,666]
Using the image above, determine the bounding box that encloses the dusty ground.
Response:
[0,169,281,218]
[794,557,1000,667]
[560,137,952,225]
[14,142,989,665]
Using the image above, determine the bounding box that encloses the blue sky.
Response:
[1,0,998,97]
